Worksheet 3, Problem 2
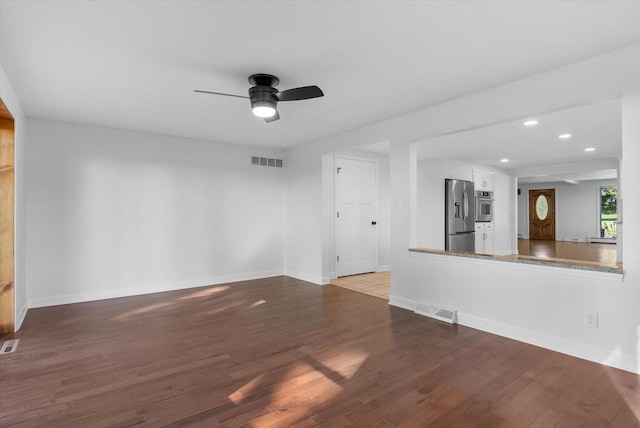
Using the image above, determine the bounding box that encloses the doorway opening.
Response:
[599,185,617,238]
[331,271,391,301]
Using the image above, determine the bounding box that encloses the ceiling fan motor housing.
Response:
[249,85,278,111]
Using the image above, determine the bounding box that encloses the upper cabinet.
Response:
[473,169,495,192]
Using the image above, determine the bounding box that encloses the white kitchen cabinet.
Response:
[475,222,494,254]
[473,169,495,191]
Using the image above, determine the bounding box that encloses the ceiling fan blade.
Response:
[264,110,280,123]
[193,90,249,99]
[276,86,324,102]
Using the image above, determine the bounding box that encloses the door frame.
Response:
[334,154,379,277]
[0,98,15,334]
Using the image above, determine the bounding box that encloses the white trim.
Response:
[27,269,284,308]
[457,312,638,374]
[283,270,324,285]
[391,294,637,374]
[388,295,416,311]
[589,237,617,244]
[376,265,391,272]
[15,301,28,330]
[493,250,513,256]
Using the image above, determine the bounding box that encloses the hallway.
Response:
[330,271,391,300]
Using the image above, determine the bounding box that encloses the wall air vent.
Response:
[415,302,457,324]
[251,156,283,168]
[0,339,20,355]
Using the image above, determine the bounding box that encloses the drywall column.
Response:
[389,139,412,305]
[621,89,640,369]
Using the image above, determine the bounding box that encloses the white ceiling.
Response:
[417,99,622,167]
[1,1,639,151]
[358,99,623,182]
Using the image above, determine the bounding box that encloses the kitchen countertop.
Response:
[409,247,623,275]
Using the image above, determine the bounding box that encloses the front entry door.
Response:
[529,189,555,240]
[336,157,376,277]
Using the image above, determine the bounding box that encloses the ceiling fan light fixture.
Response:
[252,105,277,118]
[251,100,277,118]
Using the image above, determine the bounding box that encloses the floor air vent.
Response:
[0,339,19,355]
[415,302,457,324]
[251,156,283,168]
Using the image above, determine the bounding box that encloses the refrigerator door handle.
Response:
[462,190,468,221]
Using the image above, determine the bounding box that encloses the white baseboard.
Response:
[27,269,284,309]
[493,250,513,256]
[391,295,638,374]
[15,302,28,330]
[283,270,324,285]
[457,312,638,374]
[589,237,617,244]
[376,265,391,272]
[388,295,416,311]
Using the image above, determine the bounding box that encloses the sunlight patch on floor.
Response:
[114,302,173,320]
[179,285,230,300]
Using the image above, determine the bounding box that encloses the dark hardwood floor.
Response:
[1,276,638,427]
[518,239,619,268]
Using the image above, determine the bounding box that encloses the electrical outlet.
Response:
[585,311,598,328]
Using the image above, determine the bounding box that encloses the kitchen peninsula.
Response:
[409,246,623,275]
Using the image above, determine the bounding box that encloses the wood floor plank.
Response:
[0,276,638,427]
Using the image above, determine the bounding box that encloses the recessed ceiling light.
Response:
[523,120,538,126]
[500,158,509,163]
[558,133,572,139]
[584,147,596,152]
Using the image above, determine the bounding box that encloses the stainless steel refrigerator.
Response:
[445,179,475,252]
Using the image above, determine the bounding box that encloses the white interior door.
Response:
[336,157,376,277]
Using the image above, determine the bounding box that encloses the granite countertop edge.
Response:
[408,248,623,275]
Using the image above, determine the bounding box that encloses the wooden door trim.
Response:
[0,98,15,333]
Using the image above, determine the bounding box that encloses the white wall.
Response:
[621,90,640,373]
[518,179,617,241]
[26,119,285,307]
[416,158,443,249]
[284,147,324,284]
[0,64,27,329]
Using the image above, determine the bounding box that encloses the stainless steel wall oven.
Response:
[475,191,493,222]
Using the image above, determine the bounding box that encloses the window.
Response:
[600,185,617,238]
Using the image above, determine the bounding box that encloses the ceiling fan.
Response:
[194,74,324,123]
